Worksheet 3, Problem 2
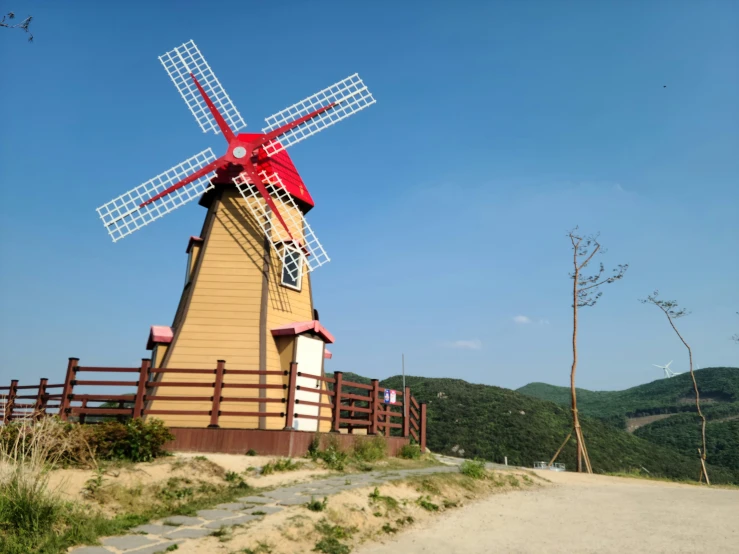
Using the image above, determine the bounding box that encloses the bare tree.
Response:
[640,291,710,484]
[551,228,628,473]
[1,12,33,41]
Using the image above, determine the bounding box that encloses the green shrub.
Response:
[309,438,348,471]
[351,436,386,462]
[306,496,328,512]
[245,449,258,456]
[90,418,174,463]
[459,459,487,479]
[398,444,421,459]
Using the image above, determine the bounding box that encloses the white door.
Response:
[293,335,324,431]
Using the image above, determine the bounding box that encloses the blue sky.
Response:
[1,0,737,392]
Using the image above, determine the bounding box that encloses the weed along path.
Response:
[355,470,739,554]
[68,455,541,554]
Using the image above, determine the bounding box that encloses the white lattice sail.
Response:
[261,73,375,157]
[159,40,247,135]
[97,149,217,242]
[233,171,330,280]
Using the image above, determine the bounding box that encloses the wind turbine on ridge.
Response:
[653,361,681,378]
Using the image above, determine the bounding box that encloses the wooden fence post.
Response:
[420,402,427,453]
[332,372,343,433]
[283,362,298,430]
[4,380,18,423]
[209,360,226,428]
[403,386,411,438]
[79,399,88,424]
[369,379,379,435]
[59,358,79,421]
[33,378,49,420]
[133,359,151,419]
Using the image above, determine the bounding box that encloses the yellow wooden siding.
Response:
[149,189,267,428]
[147,188,324,430]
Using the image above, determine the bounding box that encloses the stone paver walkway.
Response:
[71,464,462,554]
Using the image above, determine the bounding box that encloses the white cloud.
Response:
[538,319,550,325]
[513,315,532,324]
[444,339,482,350]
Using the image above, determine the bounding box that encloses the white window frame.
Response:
[280,245,303,292]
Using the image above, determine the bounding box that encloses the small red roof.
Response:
[270,320,335,344]
[324,349,333,359]
[146,325,173,350]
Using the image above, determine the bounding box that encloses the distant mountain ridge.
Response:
[516,367,739,419]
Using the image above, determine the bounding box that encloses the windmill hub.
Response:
[232,146,247,159]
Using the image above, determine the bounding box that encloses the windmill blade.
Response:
[261,73,375,157]
[159,40,247,135]
[233,170,330,281]
[97,149,217,242]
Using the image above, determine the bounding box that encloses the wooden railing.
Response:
[0,359,427,450]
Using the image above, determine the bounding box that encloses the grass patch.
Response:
[0,420,255,554]
[261,458,304,476]
[459,459,487,479]
[368,487,399,511]
[313,519,356,554]
[209,525,233,542]
[416,496,439,511]
[240,541,273,553]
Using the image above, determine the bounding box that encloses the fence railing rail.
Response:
[0,359,427,450]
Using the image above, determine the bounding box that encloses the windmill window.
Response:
[281,246,303,291]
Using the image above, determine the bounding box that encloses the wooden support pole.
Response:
[332,372,343,433]
[283,362,298,430]
[548,432,572,467]
[4,380,18,423]
[208,360,226,428]
[369,379,379,435]
[419,402,427,453]
[133,359,151,419]
[59,358,79,421]
[33,378,49,420]
[403,386,411,438]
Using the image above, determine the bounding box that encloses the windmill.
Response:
[95,40,375,432]
[653,361,681,378]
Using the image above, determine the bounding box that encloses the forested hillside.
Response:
[335,371,739,484]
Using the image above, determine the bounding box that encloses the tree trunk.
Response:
[571,266,582,473]
[665,315,709,484]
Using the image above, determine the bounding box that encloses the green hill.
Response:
[334,371,739,485]
[516,367,739,422]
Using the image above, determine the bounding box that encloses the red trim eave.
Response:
[147,325,174,350]
[186,236,204,254]
[270,320,335,344]
[324,349,333,359]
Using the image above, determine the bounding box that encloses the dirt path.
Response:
[356,471,739,554]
